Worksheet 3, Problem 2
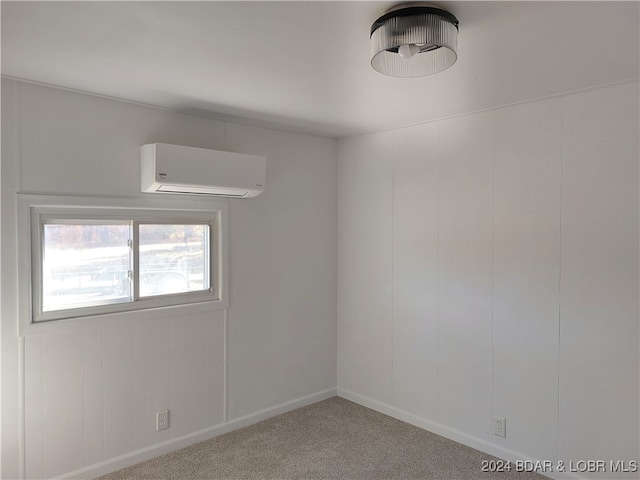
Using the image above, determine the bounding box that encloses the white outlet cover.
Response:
[156,410,169,431]
[493,416,506,437]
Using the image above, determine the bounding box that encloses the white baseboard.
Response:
[62,387,337,480]
[337,388,587,480]
[62,386,591,480]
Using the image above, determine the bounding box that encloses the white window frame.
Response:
[18,195,228,335]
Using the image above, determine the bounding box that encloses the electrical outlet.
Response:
[493,416,506,437]
[156,410,169,431]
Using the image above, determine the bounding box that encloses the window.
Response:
[137,223,210,298]
[21,196,227,325]
[42,221,133,312]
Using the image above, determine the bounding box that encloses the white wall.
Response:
[337,81,639,479]
[1,79,338,479]
[3,76,638,480]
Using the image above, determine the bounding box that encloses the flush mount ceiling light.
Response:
[370,3,459,78]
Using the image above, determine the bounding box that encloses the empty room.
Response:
[1,1,638,479]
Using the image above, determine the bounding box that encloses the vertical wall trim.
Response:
[16,80,28,480]
[36,84,43,191]
[16,80,24,193]
[191,314,195,432]
[556,96,565,463]
[101,325,106,462]
[18,336,26,480]
[40,338,44,477]
[490,110,496,437]
[168,320,173,435]
[83,329,87,468]
[132,321,136,449]
[223,308,228,423]
[390,133,395,405]
[435,122,441,422]
[1,81,3,480]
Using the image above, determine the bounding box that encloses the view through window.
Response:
[31,208,219,322]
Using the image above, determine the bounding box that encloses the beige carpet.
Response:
[96,397,547,480]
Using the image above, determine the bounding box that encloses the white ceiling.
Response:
[2,1,639,138]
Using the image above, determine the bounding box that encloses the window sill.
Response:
[19,298,227,337]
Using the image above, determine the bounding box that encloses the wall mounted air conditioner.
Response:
[140,143,266,198]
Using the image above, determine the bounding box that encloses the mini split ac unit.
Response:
[140,143,266,198]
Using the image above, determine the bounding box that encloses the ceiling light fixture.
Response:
[370,3,459,78]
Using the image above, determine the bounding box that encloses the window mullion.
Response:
[206,220,213,292]
[132,221,140,301]
[35,211,46,318]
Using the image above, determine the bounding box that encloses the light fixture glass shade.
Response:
[371,5,458,78]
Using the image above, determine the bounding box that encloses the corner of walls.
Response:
[2,76,24,480]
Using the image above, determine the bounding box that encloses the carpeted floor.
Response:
[96,396,548,480]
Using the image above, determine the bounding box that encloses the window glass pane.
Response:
[42,224,131,311]
[139,224,210,297]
